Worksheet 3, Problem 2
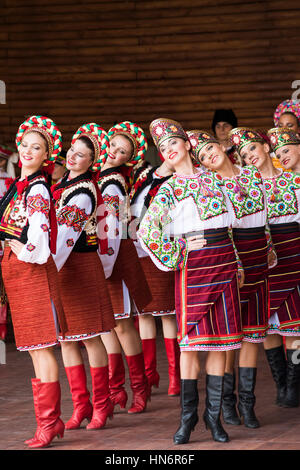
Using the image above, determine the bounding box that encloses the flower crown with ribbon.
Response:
[71,123,110,171]
[16,115,62,169]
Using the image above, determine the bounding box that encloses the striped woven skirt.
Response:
[268,222,300,336]
[232,226,269,342]
[1,246,67,351]
[137,255,175,316]
[176,228,243,351]
[107,239,153,319]
[57,251,116,341]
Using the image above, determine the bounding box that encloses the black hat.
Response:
[212,109,238,133]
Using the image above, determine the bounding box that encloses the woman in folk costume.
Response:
[272,99,300,170]
[130,154,181,397]
[188,129,274,429]
[268,127,300,174]
[231,126,300,408]
[97,121,152,414]
[138,118,244,444]
[0,145,12,340]
[51,123,116,430]
[0,115,67,448]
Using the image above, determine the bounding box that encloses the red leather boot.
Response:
[86,365,114,430]
[164,338,181,396]
[108,353,128,410]
[27,381,65,448]
[142,338,160,391]
[24,378,41,445]
[126,352,149,414]
[64,364,93,430]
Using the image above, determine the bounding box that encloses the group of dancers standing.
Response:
[0,97,299,448]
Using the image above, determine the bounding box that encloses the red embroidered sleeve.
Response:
[57,204,89,232]
[27,194,50,217]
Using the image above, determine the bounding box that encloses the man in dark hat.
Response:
[212,109,240,165]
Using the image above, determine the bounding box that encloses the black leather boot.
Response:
[282,349,300,408]
[222,372,241,425]
[173,379,199,445]
[203,374,229,442]
[265,345,287,406]
[238,367,260,428]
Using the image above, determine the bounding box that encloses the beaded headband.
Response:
[187,130,219,162]
[267,127,300,153]
[149,117,188,149]
[71,123,110,172]
[229,127,265,155]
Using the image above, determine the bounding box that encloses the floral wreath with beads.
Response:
[71,123,110,172]
[106,121,148,167]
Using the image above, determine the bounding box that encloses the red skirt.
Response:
[138,256,175,316]
[176,229,243,351]
[107,239,152,316]
[57,251,115,339]
[268,223,300,335]
[2,246,67,351]
[233,227,269,342]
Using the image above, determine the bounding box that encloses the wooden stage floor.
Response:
[0,334,300,455]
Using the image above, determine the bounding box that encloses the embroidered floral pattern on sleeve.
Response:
[26,243,36,252]
[138,173,231,271]
[40,224,49,232]
[138,184,187,271]
[220,166,265,219]
[27,194,50,217]
[57,204,89,232]
[264,172,300,219]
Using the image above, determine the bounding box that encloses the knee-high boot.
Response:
[24,378,41,445]
[203,374,229,442]
[265,345,287,406]
[86,366,114,430]
[126,352,149,414]
[64,364,93,430]
[282,349,300,408]
[222,372,241,425]
[142,338,160,390]
[27,381,65,448]
[108,353,128,410]
[173,379,199,445]
[238,367,260,428]
[164,338,180,396]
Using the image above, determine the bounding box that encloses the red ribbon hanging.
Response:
[92,171,109,255]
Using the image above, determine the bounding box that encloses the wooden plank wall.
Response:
[1,0,300,154]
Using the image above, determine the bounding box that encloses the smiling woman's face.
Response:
[275,144,300,171]
[159,137,190,168]
[107,134,133,167]
[197,142,227,170]
[239,141,270,169]
[66,138,93,176]
[19,131,48,172]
